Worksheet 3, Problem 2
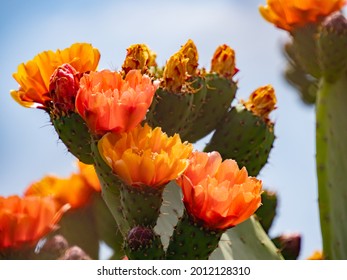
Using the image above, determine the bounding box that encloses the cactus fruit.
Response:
[272,233,301,260]
[119,184,165,228]
[166,212,223,260]
[125,226,165,260]
[255,190,278,233]
[51,112,94,164]
[205,103,275,176]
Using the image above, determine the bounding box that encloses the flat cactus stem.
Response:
[119,183,165,228]
[255,189,278,233]
[90,140,129,237]
[204,104,275,176]
[291,24,321,78]
[185,73,237,143]
[157,182,282,260]
[166,211,223,260]
[51,112,94,164]
[316,77,347,259]
[146,77,206,138]
[91,193,125,259]
[210,216,283,260]
[57,205,99,260]
[125,226,165,260]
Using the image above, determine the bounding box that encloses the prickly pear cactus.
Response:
[51,112,94,164]
[205,104,275,176]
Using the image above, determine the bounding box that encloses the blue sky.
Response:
[0,0,320,259]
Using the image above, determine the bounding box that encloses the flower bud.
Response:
[49,63,80,115]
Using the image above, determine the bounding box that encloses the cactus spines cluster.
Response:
[125,226,164,260]
[205,85,276,176]
[166,212,223,260]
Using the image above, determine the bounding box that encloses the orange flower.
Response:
[177,151,262,231]
[24,162,100,209]
[76,69,157,135]
[0,195,69,250]
[11,43,100,109]
[259,0,346,31]
[98,123,193,188]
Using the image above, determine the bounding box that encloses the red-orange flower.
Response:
[11,42,100,109]
[0,195,69,250]
[259,0,346,31]
[177,151,262,231]
[76,69,157,135]
[24,162,100,209]
[98,123,193,188]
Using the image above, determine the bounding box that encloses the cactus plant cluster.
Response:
[0,37,288,260]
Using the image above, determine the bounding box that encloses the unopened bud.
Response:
[40,235,69,259]
[211,44,237,79]
[122,44,157,74]
[126,226,155,251]
[273,233,301,260]
[49,63,79,115]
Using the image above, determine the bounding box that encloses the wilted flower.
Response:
[210,44,238,79]
[76,69,157,135]
[177,151,262,231]
[11,43,100,109]
[242,84,277,123]
[122,44,157,74]
[98,123,193,188]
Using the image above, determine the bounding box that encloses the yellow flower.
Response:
[259,0,346,31]
[242,84,277,123]
[98,123,193,188]
[11,43,100,109]
[307,250,324,260]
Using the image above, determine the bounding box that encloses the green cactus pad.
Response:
[166,211,222,260]
[119,183,165,228]
[255,189,278,233]
[91,193,125,259]
[125,226,165,260]
[90,140,129,237]
[146,77,206,138]
[316,77,347,259]
[51,112,93,164]
[204,104,275,176]
[291,24,321,78]
[185,73,237,143]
